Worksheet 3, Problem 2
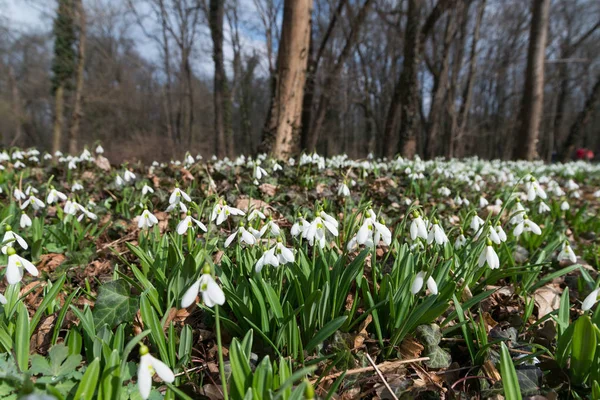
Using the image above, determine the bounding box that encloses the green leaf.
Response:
[15,302,30,372]
[74,357,100,400]
[571,315,597,384]
[30,344,82,379]
[499,343,522,400]
[305,316,347,353]
[93,280,139,329]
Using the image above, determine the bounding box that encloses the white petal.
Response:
[411,272,425,294]
[426,277,438,295]
[181,280,201,308]
[204,278,225,306]
[150,357,175,383]
[582,289,600,311]
[138,357,153,400]
[224,231,237,248]
[177,217,190,235]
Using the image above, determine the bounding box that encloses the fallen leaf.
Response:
[534,285,562,319]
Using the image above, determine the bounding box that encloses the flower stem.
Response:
[215,305,229,400]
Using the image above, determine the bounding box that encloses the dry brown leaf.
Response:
[37,253,66,273]
[400,335,424,359]
[180,168,194,182]
[95,156,111,171]
[482,359,501,381]
[534,285,562,319]
[35,314,56,352]
[259,183,277,196]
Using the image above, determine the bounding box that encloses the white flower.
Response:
[168,187,191,205]
[2,227,28,253]
[565,179,579,191]
[582,289,600,312]
[254,165,268,180]
[224,226,256,247]
[410,213,428,241]
[337,182,350,197]
[259,219,281,237]
[95,145,104,154]
[560,200,570,211]
[115,175,124,187]
[538,202,550,213]
[138,210,159,229]
[291,216,310,237]
[47,187,67,204]
[255,242,295,273]
[0,292,6,305]
[211,202,245,226]
[5,247,39,284]
[594,190,600,198]
[72,182,83,191]
[479,196,489,208]
[478,243,500,269]
[510,201,526,225]
[304,212,339,248]
[495,225,507,242]
[124,170,136,182]
[427,223,448,245]
[470,215,485,232]
[410,271,438,295]
[454,234,466,249]
[13,188,26,201]
[165,201,187,213]
[557,243,577,264]
[525,179,547,201]
[176,215,207,235]
[21,195,45,211]
[137,344,175,400]
[20,213,32,229]
[142,185,154,195]
[248,209,266,221]
[513,217,542,237]
[181,269,226,308]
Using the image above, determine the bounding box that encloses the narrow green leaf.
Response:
[499,343,522,400]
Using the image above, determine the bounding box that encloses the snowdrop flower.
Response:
[124,170,136,182]
[560,200,569,211]
[25,186,38,195]
[254,164,268,180]
[304,211,339,248]
[513,216,542,237]
[5,247,39,284]
[478,240,500,270]
[46,186,67,204]
[95,145,104,154]
[454,233,467,249]
[2,226,28,254]
[169,187,191,205]
[594,189,600,198]
[291,214,310,237]
[538,202,550,214]
[410,212,428,241]
[470,215,485,232]
[438,187,451,197]
[488,223,502,245]
[525,177,547,201]
[427,220,448,245]
[115,175,124,187]
[137,344,174,400]
[211,202,245,226]
[557,242,577,264]
[255,241,295,273]
[138,209,159,229]
[411,271,438,295]
[142,184,154,195]
[20,213,32,229]
[177,213,207,235]
[67,159,77,170]
[510,199,526,225]
[272,162,282,172]
[259,219,281,237]
[479,196,489,208]
[224,224,256,247]
[21,195,45,211]
[14,161,25,169]
[0,292,6,305]
[565,179,579,191]
[582,289,600,312]
[495,224,507,243]
[181,265,226,308]
[13,188,26,201]
[337,181,350,197]
[248,209,266,221]
[72,181,83,191]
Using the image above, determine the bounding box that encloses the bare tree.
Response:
[513,0,551,160]
[261,0,313,159]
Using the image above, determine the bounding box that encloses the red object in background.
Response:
[587,150,594,160]
[576,148,586,159]
[575,148,595,160]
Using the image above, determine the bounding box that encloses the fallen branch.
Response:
[365,353,399,400]
[311,356,430,383]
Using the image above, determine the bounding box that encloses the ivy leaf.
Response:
[415,324,442,347]
[93,280,139,329]
[425,346,452,369]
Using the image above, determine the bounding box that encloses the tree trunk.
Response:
[8,66,23,147]
[559,74,600,162]
[210,0,228,158]
[261,0,313,159]
[52,84,65,154]
[69,0,86,155]
[512,0,550,160]
[307,0,373,151]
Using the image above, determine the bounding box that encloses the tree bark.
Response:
[8,65,24,147]
[261,0,313,159]
[559,74,600,162]
[52,84,65,154]
[210,0,228,158]
[69,0,86,155]
[512,0,550,160]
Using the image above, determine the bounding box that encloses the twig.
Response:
[311,356,430,383]
[365,353,399,400]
